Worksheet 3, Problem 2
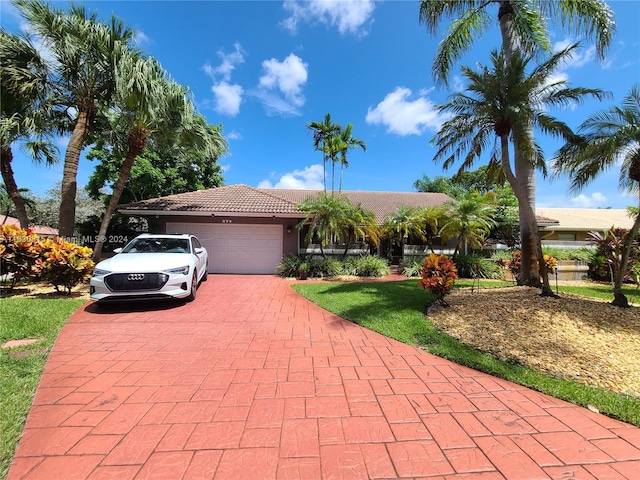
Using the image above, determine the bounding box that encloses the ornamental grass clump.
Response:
[419,253,458,307]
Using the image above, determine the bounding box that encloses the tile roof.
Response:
[119,185,455,222]
[537,208,635,231]
[2,216,59,236]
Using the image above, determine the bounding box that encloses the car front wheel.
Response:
[186,271,197,302]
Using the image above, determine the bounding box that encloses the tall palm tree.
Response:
[91,55,187,259]
[552,84,640,307]
[337,123,366,193]
[432,46,607,296]
[14,0,136,237]
[419,0,615,286]
[307,113,341,193]
[0,29,58,228]
[439,196,495,256]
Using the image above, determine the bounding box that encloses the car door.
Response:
[191,236,207,278]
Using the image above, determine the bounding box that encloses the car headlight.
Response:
[93,268,110,277]
[165,266,190,275]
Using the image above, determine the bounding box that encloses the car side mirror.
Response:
[194,247,204,254]
[113,247,123,254]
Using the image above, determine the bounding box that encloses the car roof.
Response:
[135,233,193,239]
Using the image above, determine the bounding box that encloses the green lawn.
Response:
[0,297,85,479]
[292,279,640,427]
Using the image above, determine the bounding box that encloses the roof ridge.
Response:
[256,187,304,208]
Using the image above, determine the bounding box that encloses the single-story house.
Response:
[537,207,636,247]
[118,184,454,274]
[1,216,59,237]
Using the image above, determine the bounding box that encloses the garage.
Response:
[167,222,283,274]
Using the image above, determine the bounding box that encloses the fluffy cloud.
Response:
[211,82,243,116]
[258,164,324,189]
[281,0,375,36]
[570,192,608,208]
[254,53,308,116]
[553,39,597,69]
[203,43,245,117]
[365,87,449,136]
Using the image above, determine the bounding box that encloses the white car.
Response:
[90,233,208,303]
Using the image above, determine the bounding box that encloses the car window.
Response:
[122,238,190,253]
[191,237,202,249]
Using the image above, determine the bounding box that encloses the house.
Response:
[1,216,59,238]
[118,184,454,274]
[537,208,636,247]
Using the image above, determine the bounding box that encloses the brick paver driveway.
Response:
[8,275,640,479]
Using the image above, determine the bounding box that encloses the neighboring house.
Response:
[118,184,453,274]
[1,216,59,238]
[537,208,636,247]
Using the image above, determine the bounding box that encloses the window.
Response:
[558,233,576,241]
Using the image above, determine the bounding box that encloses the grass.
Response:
[292,279,640,427]
[0,297,85,479]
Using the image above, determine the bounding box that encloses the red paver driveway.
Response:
[8,275,640,479]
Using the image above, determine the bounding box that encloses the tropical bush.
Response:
[308,257,343,278]
[276,253,304,278]
[0,225,94,293]
[343,255,390,277]
[453,254,503,279]
[507,250,557,278]
[542,246,593,262]
[400,256,426,277]
[587,228,640,283]
[419,253,458,307]
[0,225,41,288]
[33,238,95,294]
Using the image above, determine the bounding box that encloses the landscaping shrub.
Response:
[0,225,94,294]
[308,257,342,278]
[507,250,557,278]
[348,255,390,277]
[400,256,425,277]
[542,246,592,262]
[0,225,41,288]
[33,238,95,294]
[276,253,304,278]
[453,254,503,279]
[419,253,457,307]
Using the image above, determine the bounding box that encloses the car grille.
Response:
[104,273,168,292]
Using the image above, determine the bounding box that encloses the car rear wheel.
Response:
[186,271,197,302]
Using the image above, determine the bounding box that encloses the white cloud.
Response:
[203,43,245,117]
[553,39,597,69]
[133,31,152,47]
[258,164,324,189]
[281,0,375,36]
[365,87,449,136]
[254,53,308,116]
[211,81,243,116]
[570,192,608,208]
[227,131,242,140]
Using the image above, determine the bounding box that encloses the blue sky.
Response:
[2,0,639,209]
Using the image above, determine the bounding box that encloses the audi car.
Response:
[90,233,208,303]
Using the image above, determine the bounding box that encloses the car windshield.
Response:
[121,238,190,254]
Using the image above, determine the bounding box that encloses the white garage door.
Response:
[167,223,283,274]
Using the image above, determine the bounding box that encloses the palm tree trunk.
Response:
[611,197,640,307]
[0,146,30,228]
[499,136,556,297]
[58,111,92,238]
[498,0,540,287]
[92,133,145,261]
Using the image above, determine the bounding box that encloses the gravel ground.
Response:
[428,286,640,398]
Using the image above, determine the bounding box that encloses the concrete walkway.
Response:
[8,275,640,479]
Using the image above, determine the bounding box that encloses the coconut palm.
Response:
[432,46,608,296]
[336,123,366,193]
[439,196,495,256]
[307,113,341,193]
[14,0,136,237]
[0,29,59,228]
[552,84,640,307]
[419,0,615,286]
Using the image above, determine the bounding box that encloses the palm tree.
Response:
[382,205,425,258]
[336,123,366,193]
[419,0,615,286]
[417,206,445,252]
[439,196,495,256]
[432,46,607,296]
[340,202,379,259]
[307,113,341,193]
[297,193,351,258]
[0,29,58,228]
[14,0,136,237]
[552,84,640,307]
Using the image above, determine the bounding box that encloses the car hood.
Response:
[96,253,193,273]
